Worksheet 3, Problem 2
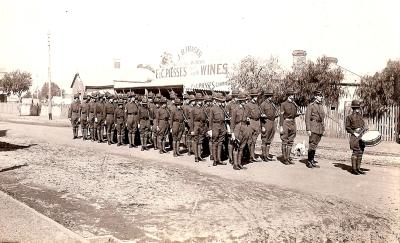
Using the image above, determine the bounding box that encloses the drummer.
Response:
[345,100,366,175]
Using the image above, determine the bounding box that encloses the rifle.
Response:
[222,106,231,134]
[181,107,190,129]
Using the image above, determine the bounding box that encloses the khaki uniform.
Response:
[114,107,126,145]
[345,113,365,153]
[190,106,207,161]
[245,101,261,160]
[183,104,194,154]
[279,100,299,163]
[104,102,115,144]
[148,102,157,147]
[226,101,238,163]
[155,106,170,153]
[170,106,185,156]
[305,102,325,150]
[68,102,80,138]
[231,105,250,167]
[79,102,89,140]
[125,102,139,147]
[260,99,278,160]
[138,105,151,149]
[209,104,226,163]
[94,101,106,142]
[88,101,97,140]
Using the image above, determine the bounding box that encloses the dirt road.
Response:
[0,121,399,242]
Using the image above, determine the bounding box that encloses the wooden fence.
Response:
[295,105,399,142]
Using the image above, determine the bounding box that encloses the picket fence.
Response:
[295,105,399,142]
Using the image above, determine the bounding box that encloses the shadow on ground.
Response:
[0,163,28,173]
[333,162,370,174]
[0,141,36,152]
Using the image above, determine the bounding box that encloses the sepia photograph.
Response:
[0,0,399,242]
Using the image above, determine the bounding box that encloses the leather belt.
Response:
[251,118,259,121]
[127,113,137,115]
[106,113,113,115]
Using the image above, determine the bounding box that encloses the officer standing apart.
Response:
[345,100,366,175]
[245,88,262,162]
[305,90,325,168]
[260,90,278,161]
[68,94,80,139]
[279,88,300,165]
[79,94,90,140]
[231,92,250,170]
[125,92,139,148]
[169,98,185,157]
[209,93,227,166]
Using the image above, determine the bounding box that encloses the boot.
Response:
[129,133,133,148]
[306,150,313,168]
[237,150,244,169]
[266,145,274,161]
[232,150,240,170]
[188,139,192,155]
[250,143,258,162]
[209,142,214,161]
[212,143,218,166]
[173,141,178,157]
[228,143,233,164]
[197,144,205,161]
[162,140,168,153]
[90,129,94,141]
[356,155,365,174]
[217,144,226,165]
[287,145,294,164]
[117,135,121,146]
[194,142,199,162]
[261,145,266,161]
[310,150,319,168]
[107,133,111,145]
[110,131,115,144]
[81,129,85,140]
[176,141,182,156]
[282,145,289,165]
[154,135,158,150]
[351,155,359,175]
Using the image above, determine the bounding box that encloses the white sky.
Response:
[0,0,399,91]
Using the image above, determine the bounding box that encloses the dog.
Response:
[293,140,306,157]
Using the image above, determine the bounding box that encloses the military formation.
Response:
[68,88,366,174]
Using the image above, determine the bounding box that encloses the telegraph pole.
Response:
[47,32,52,120]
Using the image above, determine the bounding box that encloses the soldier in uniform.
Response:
[279,88,301,165]
[88,93,97,141]
[138,97,151,151]
[155,97,170,153]
[231,92,250,170]
[125,92,139,148]
[209,93,227,166]
[190,93,207,162]
[184,95,196,155]
[104,94,116,145]
[204,95,213,160]
[260,90,278,161]
[226,90,239,163]
[114,100,126,146]
[345,100,366,175]
[94,94,106,143]
[305,90,325,168]
[170,98,185,157]
[68,94,80,139]
[147,92,156,147]
[245,88,262,162]
[79,94,90,140]
[152,97,160,150]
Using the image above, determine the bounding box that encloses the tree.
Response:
[356,60,400,117]
[229,55,287,102]
[284,56,345,106]
[22,91,32,98]
[0,70,33,101]
[39,82,61,100]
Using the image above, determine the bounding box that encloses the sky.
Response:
[0,0,399,91]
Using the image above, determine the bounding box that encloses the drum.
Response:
[361,130,382,147]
